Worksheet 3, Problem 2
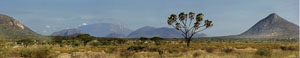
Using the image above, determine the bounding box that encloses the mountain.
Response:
[0,14,42,39]
[51,28,85,36]
[237,13,299,38]
[128,26,207,38]
[105,33,127,38]
[77,23,132,37]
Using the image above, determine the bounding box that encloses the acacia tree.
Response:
[167,12,213,47]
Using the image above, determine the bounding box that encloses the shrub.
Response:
[19,46,53,58]
[139,37,149,42]
[16,39,34,46]
[90,42,102,46]
[104,48,116,53]
[287,46,297,51]
[77,34,95,46]
[120,50,134,58]
[65,40,81,47]
[280,46,288,50]
[167,49,179,53]
[204,47,215,53]
[158,50,164,58]
[256,48,271,56]
[127,46,146,52]
[115,39,126,44]
[193,52,201,57]
[280,46,298,51]
[150,37,164,45]
[222,48,234,53]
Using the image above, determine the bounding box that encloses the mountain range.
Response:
[128,26,207,38]
[52,24,207,38]
[1,13,297,39]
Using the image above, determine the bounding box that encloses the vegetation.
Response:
[0,35,298,58]
[167,12,213,47]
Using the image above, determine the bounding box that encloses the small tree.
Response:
[150,37,164,45]
[167,12,213,47]
[17,39,35,47]
[76,34,95,46]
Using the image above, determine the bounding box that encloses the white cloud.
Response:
[82,23,87,25]
[45,25,51,28]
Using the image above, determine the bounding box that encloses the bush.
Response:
[280,46,288,50]
[90,42,102,46]
[114,39,126,44]
[256,48,271,56]
[222,48,234,53]
[105,48,116,53]
[17,39,34,46]
[65,40,81,47]
[150,37,164,45]
[19,46,53,58]
[127,46,146,52]
[193,52,201,57]
[77,34,95,46]
[204,47,216,53]
[287,46,297,51]
[120,50,134,58]
[280,46,297,51]
[139,37,149,42]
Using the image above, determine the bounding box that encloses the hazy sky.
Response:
[0,0,299,36]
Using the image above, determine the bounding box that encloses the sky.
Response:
[0,0,299,36]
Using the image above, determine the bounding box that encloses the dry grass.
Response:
[0,39,298,58]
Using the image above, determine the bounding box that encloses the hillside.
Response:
[0,14,42,39]
[237,13,299,38]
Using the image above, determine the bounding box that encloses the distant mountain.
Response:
[105,33,127,38]
[52,23,132,37]
[128,26,207,38]
[236,13,299,38]
[51,28,85,36]
[0,14,42,39]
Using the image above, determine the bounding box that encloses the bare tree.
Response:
[167,12,213,47]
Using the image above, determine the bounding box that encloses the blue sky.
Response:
[0,0,298,36]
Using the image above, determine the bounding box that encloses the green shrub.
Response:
[77,34,95,46]
[114,39,126,44]
[16,39,34,46]
[139,37,149,42]
[90,42,102,46]
[256,48,271,56]
[150,37,164,45]
[127,46,146,52]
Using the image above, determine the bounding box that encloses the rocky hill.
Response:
[237,13,299,38]
[0,14,42,39]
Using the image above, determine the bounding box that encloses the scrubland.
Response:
[0,36,298,58]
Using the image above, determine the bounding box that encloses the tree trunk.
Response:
[186,38,191,47]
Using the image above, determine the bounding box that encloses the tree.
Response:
[17,39,35,47]
[76,34,95,46]
[150,37,164,45]
[167,12,213,47]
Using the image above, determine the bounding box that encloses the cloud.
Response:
[81,23,87,26]
[45,25,51,28]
